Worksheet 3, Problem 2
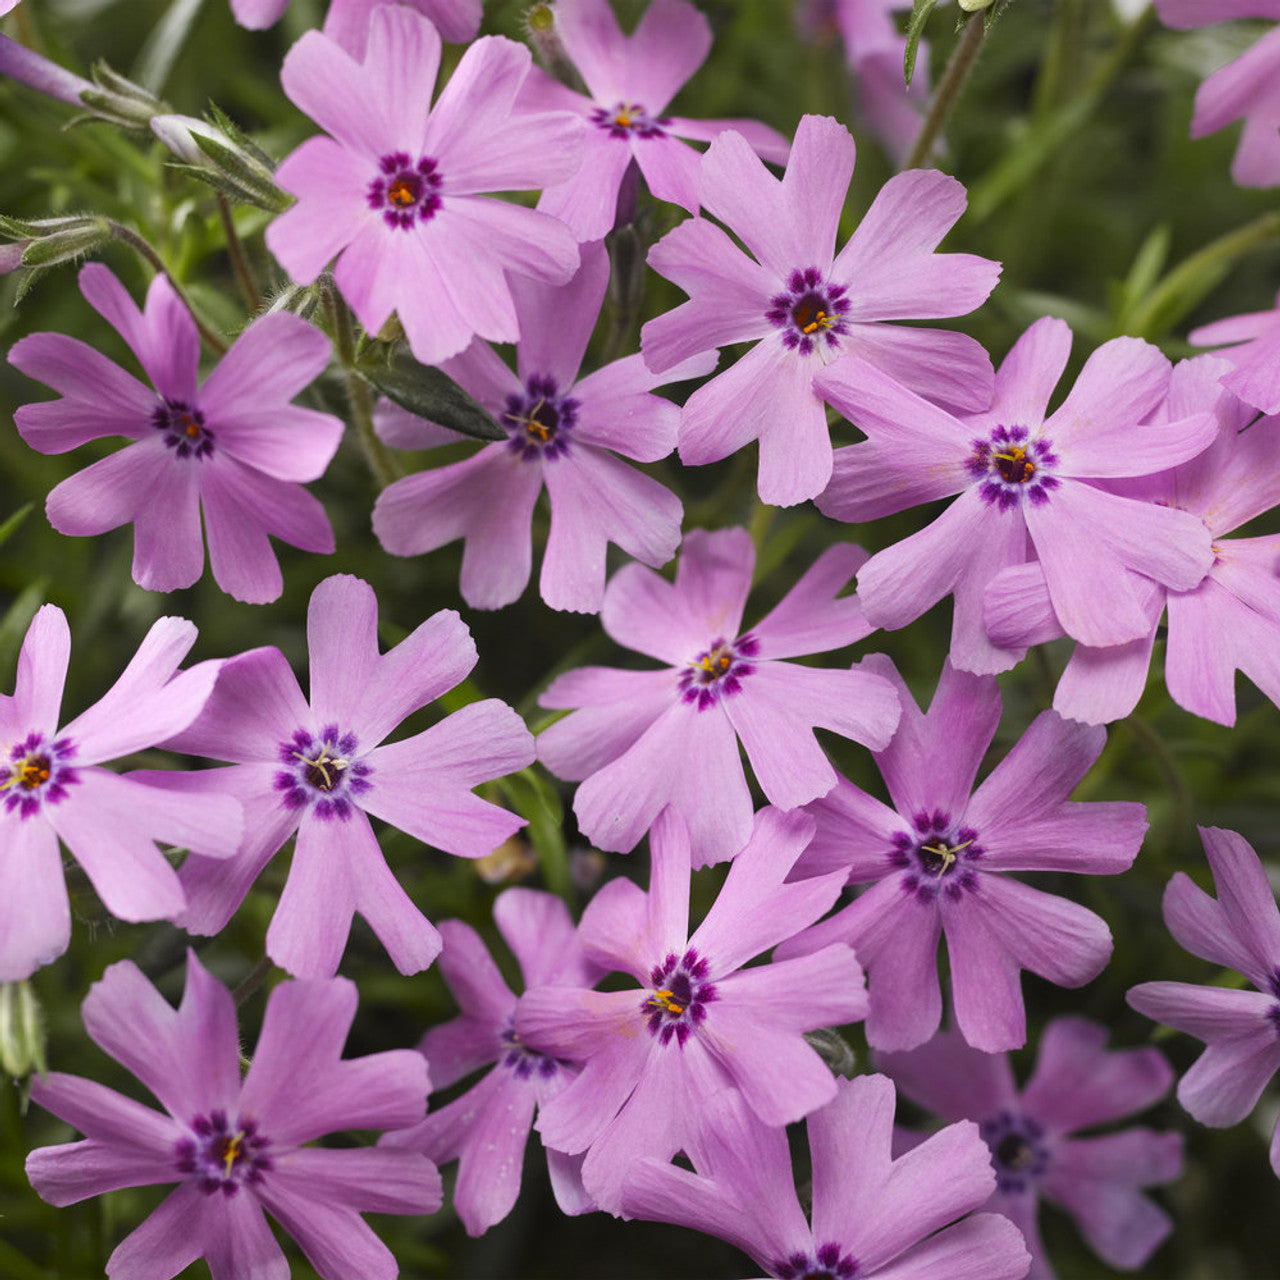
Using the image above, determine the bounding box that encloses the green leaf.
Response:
[0,583,46,677]
[357,347,506,441]
[904,0,940,85]
[0,505,33,551]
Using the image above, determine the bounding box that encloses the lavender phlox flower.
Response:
[1154,0,1280,186]
[265,6,581,367]
[230,0,480,48]
[639,112,999,506]
[518,0,789,242]
[537,525,900,863]
[0,28,93,108]
[10,263,342,604]
[372,240,712,612]
[1190,285,1280,414]
[26,951,441,1280]
[817,316,1218,663]
[381,888,602,1233]
[984,355,1280,725]
[515,805,868,1212]
[622,1072,1031,1280]
[156,573,535,978]
[878,1018,1182,1280]
[0,605,240,981]
[778,656,1146,1052]
[1129,825,1280,1176]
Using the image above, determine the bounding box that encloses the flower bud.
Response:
[0,213,112,268]
[524,3,577,87]
[0,981,45,1080]
[151,112,291,212]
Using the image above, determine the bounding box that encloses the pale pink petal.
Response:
[798,777,903,881]
[255,1179,398,1280]
[25,1135,176,1205]
[574,351,715,457]
[841,322,997,414]
[537,127,636,243]
[1053,624,1159,725]
[1178,1032,1280,1127]
[1045,1158,1175,1271]
[870,1215,1031,1280]
[876,1027,1020,1122]
[632,134,702,215]
[11,603,69,733]
[749,542,872,658]
[0,813,70,980]
[80,954,239,1121]
[266,138,369,283]
[542,446,682,613]
[987,315,1072,425]
[497,886,599,990]
[514,239,608,388]
[266,813,357,978]
[820,441,968,523]
[103,1185,242,1280]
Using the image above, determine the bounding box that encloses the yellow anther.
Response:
[3,755,50,793]
[388,179,416,208]
[993,445,1035,484]
[920,837,974,878]
[294,743,347,792]
[650,988,685,1015]
[218,1132,243,1176]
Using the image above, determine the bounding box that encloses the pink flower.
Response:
[159,574,535,978]
[10,264,341,604]
[521,0,789,241]
[879,1019,1182,1280]
[1155,0,1280,186]
[381,889,601,1234]
[984,356,1280,725]
[641,114,1000,505]
[0,605,239,981]
[515,806,868,1212]
[778,658,1146,1052]
[265,6,582,366]
[537,526,900,863]
[26,952,441,1280]
[818,316,1218,662]
[372,241,711,612]
[622,1074,1031,1280]
[1128,826,1280,1176]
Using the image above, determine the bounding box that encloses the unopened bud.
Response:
[524,4,578,87]
[0,981,46,1080]
[151,112,290,212]
[957,0,995,11]
[0,213,112,268]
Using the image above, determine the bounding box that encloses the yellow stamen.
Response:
[388,179,416,208]
[2,756,50,793]
[650,988,685,1015]
[294,744,347,792]
[920,837,974,878]
[993,445,1035,484]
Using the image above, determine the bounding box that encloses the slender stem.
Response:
[1124,211,1280,339]
[324,279,401,489]
[106,220,228,353]
[216,193,262,314]
[1122,713,1194,838]
[904,11,986,171]
[231,956,274,1007]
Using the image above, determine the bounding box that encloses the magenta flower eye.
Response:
[501,375,579,461]
[174,1111,273,1196]
[964,424,1061,511]
[152,398,214,458]
[367,151,443,229]
[979,1111,1050,1194]
[274,724,372,820]
[766,267,851,356]
[590,99,668,139]
[3,733,79,818]
[677,633,759,709]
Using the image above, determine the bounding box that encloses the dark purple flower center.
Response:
[2,732,78,818]
[153,399,213,459]
[980,1110,1050,1194]
[274,725,371,821]
[502,374,579,462]
[766,267,850,356]
[677,634,759,710]
[499,1023,565,1081]
[643,948,718,1047]
[590,100,668,139]
[966,424,1060,511]
[175,1110,272,1197]
[368,152,443,230]
[889,809,984,904]
[774,1243,859,1279]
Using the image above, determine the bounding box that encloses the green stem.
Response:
[216,192,262,314]
[1124,211,1280,339]
[1122,713,1194,837]
[107,220,227,353]
[1031,0,1083,122]
[324,279,401,489]
[904,11,986,171]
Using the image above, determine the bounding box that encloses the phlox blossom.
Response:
[818,315,1218,665]
[778,657,1146,1052]
[1190,284,1280,415]
[229,0,480,49]
[372,240,712,612]
[521,0,789,241]
[10,264,342,604]
[26,952,441,1280]
[515,806,868,1211]
[983,356,1280,725]
[158,574,534,978]
[622,1073,1031,1280]
[0,604,239,981]
[381,888,601,1234]
[1154,0,1280,186]
[641,113,1000,505]
[879,1018,1182,1280]
[1128,826,1280,1176]
[266,6,582,366]
[537,525,900,863]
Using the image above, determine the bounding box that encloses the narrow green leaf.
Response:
[904,0,940,85]
[0,504,33,551]
[0,582,46,676]
[357,347,506,441]
[133,0,208,93]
